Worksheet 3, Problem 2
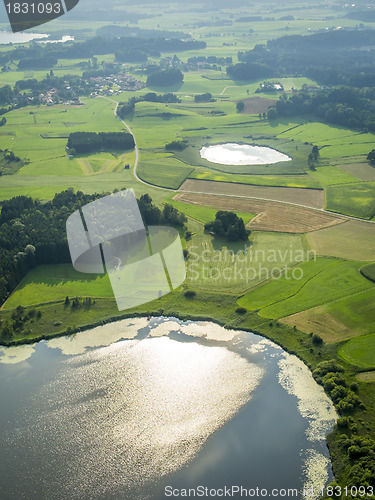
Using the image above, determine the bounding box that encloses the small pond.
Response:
[200,143,291,165]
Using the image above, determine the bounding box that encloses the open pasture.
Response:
[307,220,375,262]
[335,158,375,182]
[326,183,375,219]
[3,264,113,310]
[339,334,375,369]
[281,282,375,342]
[186,231,305,293]
[0,170,170,203]
[240,259,373,319]
[189,170,321,188]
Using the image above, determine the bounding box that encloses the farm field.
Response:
[174,191,346,233]
[282,287,375,343]
[186,231,306,293]
[179,179,325,208]
[168,197,254,224]
[306,220,375,261]
[239,259,375,319]
[339,333,375,369]
[3,265,113,309]
[326,182,375,219]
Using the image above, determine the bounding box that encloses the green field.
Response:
[169,198,254,224]
[339,333,375,369]
[186,231,306,293]
[3,265,113,309]
[361,263,375,283]
[306,220,375,262]
[239,259,374,319]
[326,183,375,219]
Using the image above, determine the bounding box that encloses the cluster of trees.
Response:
[0,149,26,176]
[267,87,375,132]
[146,69,184,87]
[0,85,12,106]
[18,56,58,70]
[308,145,320,170]
[226,62,274,82]
[234,30,375,87]
[67,132,135,154]
[0,305,41,340]
[204,211,250,241]
[236,101,245,113]
[187,56,232,66]
[0,190,187,308]
[194,93,215,103]
[367,150,375,165]
[165,140,188,152]
[313,361,363,414]
[312,359,375,487]
[138,194,187,227]
[117,92,181,119]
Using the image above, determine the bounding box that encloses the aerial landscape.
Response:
[0,0,375,498]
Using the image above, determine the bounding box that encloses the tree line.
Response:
[228,29,375,87]
[0,190,187,307]
[0,36,206,71]
[267,86,375,132]
[67,132,135,154]
[117,91,181,119]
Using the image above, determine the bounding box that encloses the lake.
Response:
[200,143,291,165]
[0,317,337,499]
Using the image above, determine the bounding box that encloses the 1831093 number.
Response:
[5,3,62,14]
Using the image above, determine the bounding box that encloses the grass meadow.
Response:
[239,258,375,319]
[339,333,375,369]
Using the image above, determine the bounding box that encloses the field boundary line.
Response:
[276,285,375,320]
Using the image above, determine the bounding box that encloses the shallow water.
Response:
[200,143,291,165]
[0,317,337,499]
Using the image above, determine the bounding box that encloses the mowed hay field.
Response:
[282,287,375,343]
[3,265,113,309]
[180,179,325,208]
[238,258,375,320]
[307,220,375,261]
[174,191,346,233]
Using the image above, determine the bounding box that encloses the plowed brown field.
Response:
[173,192,347,233]
[180,179,324,209]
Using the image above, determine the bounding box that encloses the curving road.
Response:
[102,97,375,225]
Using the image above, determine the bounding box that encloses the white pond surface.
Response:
[0,31,48,44]
[200,142,291,165]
